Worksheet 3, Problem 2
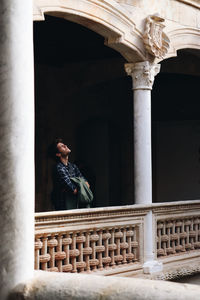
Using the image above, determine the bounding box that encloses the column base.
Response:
[143,260,163,274]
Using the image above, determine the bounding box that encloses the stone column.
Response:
[0,1,34,299]
[125,61,162,273]
[125,61,160,205]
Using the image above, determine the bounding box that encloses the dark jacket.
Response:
[51,162,86,210]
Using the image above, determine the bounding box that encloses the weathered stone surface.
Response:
[9,271,200,300]
[33,0,200,62]
[0,0,34,299]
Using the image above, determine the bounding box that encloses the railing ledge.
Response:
[9,271,200,300]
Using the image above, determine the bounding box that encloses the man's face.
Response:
[56,142,71,157]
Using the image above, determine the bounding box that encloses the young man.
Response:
[49,138,90,210]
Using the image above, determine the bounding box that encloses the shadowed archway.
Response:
[34,15,134,211]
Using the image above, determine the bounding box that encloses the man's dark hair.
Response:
[48,138,63,161]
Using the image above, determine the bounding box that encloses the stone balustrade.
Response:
[35,200,200,277]
[35,205,146,274]
[35,226,139,273]
[153,201,200,259]
[157,217,200,257]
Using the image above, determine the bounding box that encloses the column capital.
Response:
[125,61,160,90]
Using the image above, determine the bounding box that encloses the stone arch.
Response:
[34,15,135,211]
[162,27,200,60]
[33,0,145,62]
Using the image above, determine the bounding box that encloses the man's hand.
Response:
[85,182,90,188]
[73,188,78,194]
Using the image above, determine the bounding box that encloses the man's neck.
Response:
[60,156,69,166]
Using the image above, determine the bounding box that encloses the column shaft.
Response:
[125,61,160,205]
[134,89,152,204]
[0,1,34,299]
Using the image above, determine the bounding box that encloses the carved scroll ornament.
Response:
[143,15,170,59]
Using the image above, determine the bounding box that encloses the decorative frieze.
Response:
[155,263,200,281]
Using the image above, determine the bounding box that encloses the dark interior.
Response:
[34,15,133,211]
[34,15,200,211]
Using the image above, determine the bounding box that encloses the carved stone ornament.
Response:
[125,61,160,90]
[143,15,170,59]
[154,264,200,281]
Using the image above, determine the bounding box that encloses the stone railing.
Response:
[35,201,200,277]
[157,217,200,256]
[35,206,147,274]
[153,201,200,258]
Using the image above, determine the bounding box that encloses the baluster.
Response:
[40,235,50,270]
[176,221,181,253]
[164,221,172,255]
[162,222,167,256]
[76,232,86,273]
[35,236,43,270]
[121,227,127,264]
[194,219,198,248]
[96,230,104,270]
[83,231,92,273]
[55,234,66,272]
[181,220,186,252]
[102,230,111,269]
[115,228,123,265]
[190,219,195,250]
[109,228,116,268]
[157,223,164,256]
[70,233,78,273]
[167,222,171,254]
[164,220,179,255]
[173,221,177,253]
[194,218,200,249]
[90,231,99,271]
[132,226,139,262]
[47,234,58,271]
[62,233,72,272]
[185,219,192,250]
[126,227,134,263]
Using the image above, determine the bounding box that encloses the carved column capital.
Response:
[125,61,160,90]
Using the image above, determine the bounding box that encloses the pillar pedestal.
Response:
[143,211,163,274]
